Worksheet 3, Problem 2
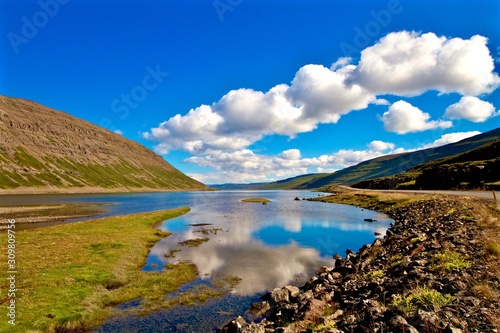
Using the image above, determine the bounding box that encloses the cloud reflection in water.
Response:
[145,196,391,296]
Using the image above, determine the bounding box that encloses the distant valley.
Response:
[212,128,500,191]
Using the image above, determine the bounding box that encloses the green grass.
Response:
[410,236,422,244]
[391,285,453,314]
[0,207,201,333]
[390,254,405,268]
[178,238,210,247]
[312,188,427,214]
[430,250,471,273]
[241,198,271,203]
[366,270,385,280]
[13,146,46,170]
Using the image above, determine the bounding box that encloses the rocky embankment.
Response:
[219,195,500,333]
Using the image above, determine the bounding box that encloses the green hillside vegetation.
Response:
[257,173,329,190]
[256,128,500,190]
[353,138,500,190]
[0,95,207,193]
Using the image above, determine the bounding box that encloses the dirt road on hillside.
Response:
[339,185,499,201]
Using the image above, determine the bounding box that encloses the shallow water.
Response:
[93,190,390,332]
[3,190,392,332]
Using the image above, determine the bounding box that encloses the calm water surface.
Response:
[4,190,392,332]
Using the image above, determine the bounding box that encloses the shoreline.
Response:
[219,188,500,332]
[0,186,215,196]
[0,203,107,229]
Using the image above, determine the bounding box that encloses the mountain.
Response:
[209,183,268,190]
[258,127,500,190]
[354,138,500,190]
[0,95,207,193]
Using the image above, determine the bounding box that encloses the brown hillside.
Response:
[0,95,207,193]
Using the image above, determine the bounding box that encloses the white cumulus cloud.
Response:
[380,100,452,134]
[144,63,378,154]
[142,30,499,183]
[185,147,387,184]
[349,31,500,96]
[444,96,498,122]
[421,131,482,149]
[145,31,498,156]
[369,140,395,152]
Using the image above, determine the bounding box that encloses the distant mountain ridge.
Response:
[0,95,207,193]
[253,127,500,190]
[354,138,500,190]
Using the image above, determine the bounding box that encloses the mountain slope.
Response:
[259,128,500,189]
[354,138,500,190]
[0,95,207,193]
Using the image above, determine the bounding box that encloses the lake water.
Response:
[4,190,392,332]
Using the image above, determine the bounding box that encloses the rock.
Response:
[316,266,334,275]
[218,197,497,333]
[325,309,344,321]
[300,299,327,322]
[441,278,467,295]
[388,316,419,333]
[240,323,266,333]
[444,326,463,333]
[410,309,443,331]
[294,197,300,201]
[220,316,247,333]
[363,299,386,316]
[266,287,290,305]
[297,289,313,302]
[249,301,271,317]
[273,303,299,324]
[284,285,300,298]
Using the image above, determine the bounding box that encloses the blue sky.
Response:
[1,0,499,184]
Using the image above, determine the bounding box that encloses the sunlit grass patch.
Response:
[366,270,385,280]
[0,207,199,333]
[430,250,471,273]
[391,286,453,314]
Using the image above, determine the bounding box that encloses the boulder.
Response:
[220,316,247,333]
[265,287,290,305]
[248,301,270,317]
[284,285,300,298]
[388,316,419,333]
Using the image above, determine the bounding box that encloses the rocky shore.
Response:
[219,193,500,333]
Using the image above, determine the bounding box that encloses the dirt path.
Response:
[338,185,499,201]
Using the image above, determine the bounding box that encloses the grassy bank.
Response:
[0,207,199,333]
[0,203,106,228]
